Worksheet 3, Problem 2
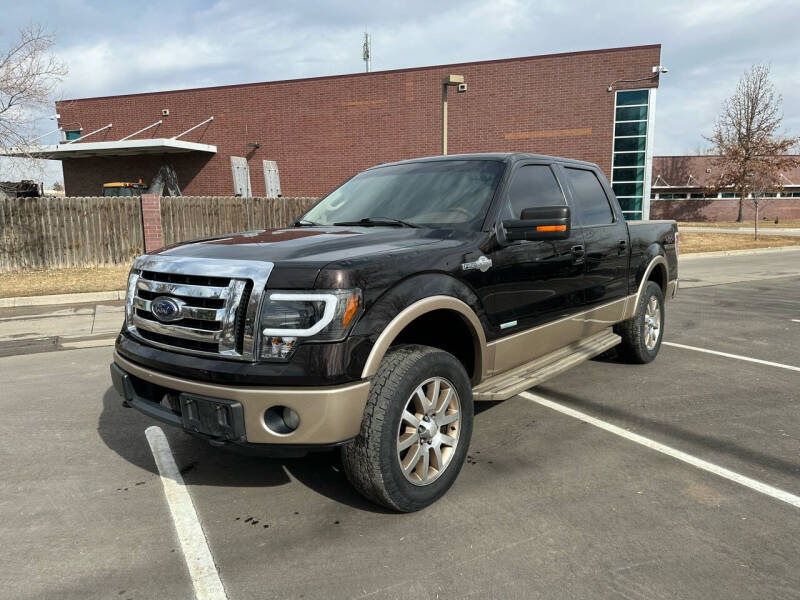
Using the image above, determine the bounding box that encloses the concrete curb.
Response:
[0,290,126,308]
[680,246,800,260]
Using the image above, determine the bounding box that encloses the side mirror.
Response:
[502,206,571,242]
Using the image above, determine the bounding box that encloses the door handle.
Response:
[618,239,627,254]
[571,244,585,265]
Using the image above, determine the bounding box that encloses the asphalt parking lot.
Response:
[2,249,799,600]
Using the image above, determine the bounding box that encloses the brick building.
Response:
[30,44,664,218]
[650,155,800,221]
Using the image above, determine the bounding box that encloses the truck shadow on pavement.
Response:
[96,388,393,513]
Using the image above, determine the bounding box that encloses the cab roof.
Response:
[369,152,598,170]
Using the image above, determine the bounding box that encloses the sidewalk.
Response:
[0,300,123,357]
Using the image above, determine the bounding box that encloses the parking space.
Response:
[2,252,799,599]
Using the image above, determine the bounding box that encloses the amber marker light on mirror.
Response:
[536,225,567,232]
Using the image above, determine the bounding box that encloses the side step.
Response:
[473,329,621,401]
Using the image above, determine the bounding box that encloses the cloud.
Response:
[2,0,799,185]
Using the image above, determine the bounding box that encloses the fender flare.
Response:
[360,295,488,382]
[625,254,668,319]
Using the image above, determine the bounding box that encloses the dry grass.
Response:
[679,220,800,229]
[680,232,800,254]
[0,265,130,298]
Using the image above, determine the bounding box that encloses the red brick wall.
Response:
[651,198,800,222]
[57,45,661,197]
[140,194,163,251]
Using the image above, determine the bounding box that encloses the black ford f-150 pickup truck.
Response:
[111,153,678,512]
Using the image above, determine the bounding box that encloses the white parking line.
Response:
[792,319,800,323]
[663,341,800,373]
[519,391,800,510]
[146,426,229,600]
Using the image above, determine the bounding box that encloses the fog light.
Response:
[264,405,300,434]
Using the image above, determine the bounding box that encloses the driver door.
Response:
[478,162,586,332]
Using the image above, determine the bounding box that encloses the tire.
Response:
[615,281,665,364]
[342,344,473,512]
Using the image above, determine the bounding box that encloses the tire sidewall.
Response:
[378,350,473,510]
[637,282,665,361]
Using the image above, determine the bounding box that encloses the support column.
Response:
[140,194,164,252]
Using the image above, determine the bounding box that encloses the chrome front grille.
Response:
[125,255,273,360]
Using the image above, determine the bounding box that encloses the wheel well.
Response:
[647,262,667,293]
[391,309,478,382]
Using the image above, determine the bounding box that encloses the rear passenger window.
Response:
[565,168,614,225]
[506,165,565,218]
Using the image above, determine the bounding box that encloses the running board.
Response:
[473,329,621,401]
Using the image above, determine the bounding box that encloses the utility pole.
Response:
[362,32,371,73]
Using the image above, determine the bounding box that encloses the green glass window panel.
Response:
[690,193,705,199]
[623,211,643,220]
[613,152,645,167]
[65,130,82,141]
[721,193,736,198]
[616,105,648,121]
[614,121,648,137]
[612,167,644,182]
[788,192,800,197]
[614,137,647,152]
[616,90,649,106]
[617,196,643,212]
[613,182,644,197]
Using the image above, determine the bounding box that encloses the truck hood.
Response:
[156,226,448,265]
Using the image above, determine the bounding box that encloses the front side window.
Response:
[302,160,506,230]
[503,164,565,219]
[565,168,614,226]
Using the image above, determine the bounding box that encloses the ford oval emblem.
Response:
[151,296,184,322]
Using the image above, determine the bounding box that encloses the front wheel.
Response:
[342,345,473,512]
[615,281,665,364]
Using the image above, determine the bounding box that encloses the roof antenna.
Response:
[362,32,371,73]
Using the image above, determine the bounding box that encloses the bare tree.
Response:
[705,64,798,222]
[0,24,67,188]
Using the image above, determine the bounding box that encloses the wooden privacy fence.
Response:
[0,196,144,273]
[0,196,319,273]
[160,196,318,246]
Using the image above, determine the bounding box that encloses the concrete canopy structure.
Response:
[2,138,217,159]
[49,44,662,217]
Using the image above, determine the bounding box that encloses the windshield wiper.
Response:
[332,217,419,228]
[293,219,320,227]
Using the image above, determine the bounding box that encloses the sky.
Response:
[2,0,799,186]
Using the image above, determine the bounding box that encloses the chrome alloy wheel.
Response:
[396,377,461,486]
[644,295,662,350]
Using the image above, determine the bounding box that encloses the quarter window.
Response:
[565,168,614,226]
[506,165,565,218]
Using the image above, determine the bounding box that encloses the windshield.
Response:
[302,160,506,230]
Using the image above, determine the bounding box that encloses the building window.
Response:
[611,88,655,221]
[64,129,82,141]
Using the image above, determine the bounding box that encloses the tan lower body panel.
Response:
[488,297,630,375]
[113,352,370,445]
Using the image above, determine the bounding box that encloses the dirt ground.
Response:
[679,232,800,254]
[0,266,130,298]
[679,220,800,229]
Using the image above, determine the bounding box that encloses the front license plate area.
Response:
[179,393,245,441]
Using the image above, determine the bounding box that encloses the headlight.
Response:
[259,289,361,359]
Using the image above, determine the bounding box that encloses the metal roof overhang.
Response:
[1,138,217,159]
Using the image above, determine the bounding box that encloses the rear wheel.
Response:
[615,281,664,364]
[342,345,473,512]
